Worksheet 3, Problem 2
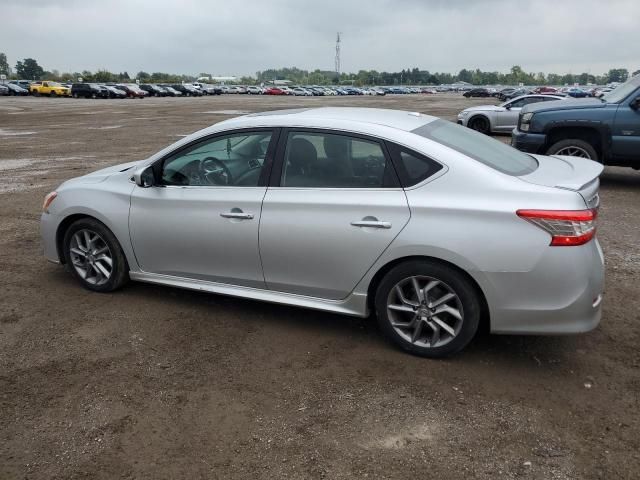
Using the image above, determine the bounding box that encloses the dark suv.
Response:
[71,83,107,99]
[512,75,640,169]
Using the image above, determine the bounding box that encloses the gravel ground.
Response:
[0,93,639,479]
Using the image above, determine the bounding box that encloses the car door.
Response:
[495,97,529,130]
[259,129,411,300]
[611,94,640,162]
[129,128,279,288]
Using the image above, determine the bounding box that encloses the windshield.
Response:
[412,119,538,176]
[602,75,640,103]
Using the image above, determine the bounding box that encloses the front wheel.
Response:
[546,139,598,161]
[62,218,129,292]
[375,261,481,358]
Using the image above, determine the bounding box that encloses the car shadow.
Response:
[121,281,580,365]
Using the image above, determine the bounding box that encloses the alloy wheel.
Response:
[386,276,464,348]
[69,229,113,286]
[554,146,592,158]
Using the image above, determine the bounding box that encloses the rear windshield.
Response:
[411,120,538,176]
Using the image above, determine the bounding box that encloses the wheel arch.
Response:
[467,113,492,133]
[55,213,130,268]
[366,255,491,333]
[544,123,611,161]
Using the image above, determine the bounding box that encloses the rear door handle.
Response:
[221,211,254,220]
[351,220,392,229]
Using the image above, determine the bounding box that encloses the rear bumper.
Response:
[480,239,604,335]
[511,129,547,154]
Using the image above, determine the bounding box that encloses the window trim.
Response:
[152,127,281,188]
[269,127,401,189]
[384,141,445,188]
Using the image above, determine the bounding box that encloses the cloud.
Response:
[0,0,637,76]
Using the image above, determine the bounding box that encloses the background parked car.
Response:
[5,83,29,96]
[246,86,263,94]
[30,81,71,97]
[0,84,8,96]
[10,80,32,90]
[565,87,590,98]
[159,85,182,97]
[104,85,127,99]
[71,83,106,99]
[117,84,148,98]
[463,88,491,98]
[264,87,285,95]
[458,94,565,134]
[140,84,167,97]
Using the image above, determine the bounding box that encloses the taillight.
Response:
[516,209,597,246]
[43,191,57,213]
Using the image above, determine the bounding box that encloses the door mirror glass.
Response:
[133,166,155,188]
[630,97,640,110]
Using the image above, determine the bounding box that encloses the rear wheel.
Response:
[49,91,56,98]
[375,260,481,358]
[62,218,129,293]
[546,139,598,161]
[468,115,490,134]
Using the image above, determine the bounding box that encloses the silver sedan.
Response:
[40,108,604,357]
[458,94,565,134]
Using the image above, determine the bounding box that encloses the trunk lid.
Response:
[518,154,603,208]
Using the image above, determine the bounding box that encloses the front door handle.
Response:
[351,220,392,229]
[221,211,254,220]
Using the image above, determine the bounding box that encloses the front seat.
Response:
[284,138,317,187]
[322,135,353,185]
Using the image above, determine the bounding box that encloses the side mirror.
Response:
[630,97,640,110]
[505,104,512,110]
[133,165,154,188]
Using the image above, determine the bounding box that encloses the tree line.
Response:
[0,54,637,86]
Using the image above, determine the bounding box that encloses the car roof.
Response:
[227,107,439,132]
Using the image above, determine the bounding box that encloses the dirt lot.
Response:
[0,93,639,479]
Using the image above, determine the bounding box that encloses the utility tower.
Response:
[335,32,342,78]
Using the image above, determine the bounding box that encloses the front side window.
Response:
[161,131,273,187]
[281,131,394,188]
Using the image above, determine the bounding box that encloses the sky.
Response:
[1,0,638,77]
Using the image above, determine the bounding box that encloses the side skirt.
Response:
[129,271,369,317]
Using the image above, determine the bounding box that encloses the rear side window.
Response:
[386,142,443,187]
[280,131,398,188]
[412,119,538,176]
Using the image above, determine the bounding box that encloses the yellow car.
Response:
[29,81,71,97]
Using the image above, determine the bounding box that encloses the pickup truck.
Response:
[29,81,71,97]
[512,74,640,169]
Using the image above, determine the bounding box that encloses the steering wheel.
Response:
[200,157,233,185]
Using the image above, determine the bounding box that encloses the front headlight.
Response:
[43,191,57,213]
[521,112,534,123]
[458,111,470,118]
[520,112,534,131]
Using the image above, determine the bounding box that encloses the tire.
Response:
[62,218,129,293]
[49,92,56,98]
[72,92,78,98]
[546,138,598,161]
[468,115,490,134]
[374,260,481,358]
[91,93,97,99]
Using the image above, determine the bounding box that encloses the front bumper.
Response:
[511,128,546,153]
[481,239,604,335]
[40,212,61,263]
